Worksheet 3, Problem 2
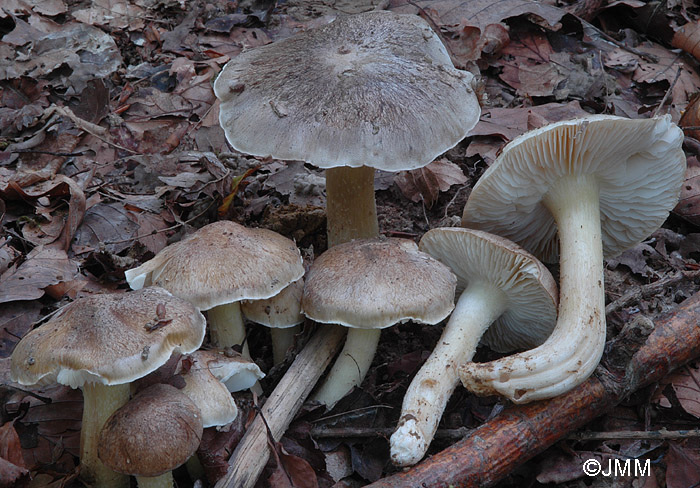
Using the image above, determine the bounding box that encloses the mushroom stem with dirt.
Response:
[302,238,457,407]
[390,228,558,466]
[460,115,686,404]
[9,288,206,487]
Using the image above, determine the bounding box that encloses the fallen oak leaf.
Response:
[394,159,467,208]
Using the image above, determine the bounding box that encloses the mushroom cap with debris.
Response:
[214,10,480,170]
[10,287,206,388]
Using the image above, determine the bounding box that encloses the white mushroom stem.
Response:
[325,166,379,247]
[135,473,173,488]
[80,382,131,488]
[311,327,381,406]
[207,303,250,358]
[460,175,606,403]
[270,325,301,364]
[390,284,506,466]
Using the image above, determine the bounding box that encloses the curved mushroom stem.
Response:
[311,327,381,407]
[326,166,379,247]
[208,302,250,358]
[460,175,606,404]
[80,382,130,488]
[270,325,301,365]
[390,285,506,466]
[135,473,173,488]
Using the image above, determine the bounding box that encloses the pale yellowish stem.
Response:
[325,166,379,247]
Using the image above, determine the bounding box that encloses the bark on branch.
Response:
[366,291,700,488]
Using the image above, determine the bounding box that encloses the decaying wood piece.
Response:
[214,325,345,488]
[366,291,700,488]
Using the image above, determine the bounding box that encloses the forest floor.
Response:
[2,0,700,486]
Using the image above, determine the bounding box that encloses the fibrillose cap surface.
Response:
[301,238,456,329]
[10,287,205,388]
[98,383,203,477]
[462,115,687,263]
[241,278,304,328]
[125,221,305,311]
[419,227,558,352]
[213,11,480,171]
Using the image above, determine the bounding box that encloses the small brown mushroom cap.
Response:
[419,227,558,352]
[301,238,456,329]
[214,11,480,171]
[98,383,203,477]
[241,278,304,328]
[462,115,686,263]
[124,221,305,311]
[10,287,206,388]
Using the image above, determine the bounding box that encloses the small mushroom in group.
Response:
[242,277,305,365]
[125,221,304,357]
[9,287,206,487]
[213,10,481,247]
[98,383,203,488]
[390,228,558,466]
[301,237,457,407]
[461,115,686,403]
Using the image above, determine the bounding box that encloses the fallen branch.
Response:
[214,325,346,488]
[365,290,700,488]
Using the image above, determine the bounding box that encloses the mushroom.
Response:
[98,383,203,488]
[242,277,305,364]
[213,10,480,247]
[460,115,686,403]
[301,237,456,407]
[176,349,264,426]
[10,287,206,487]
[390,227,558,466]
[125,221,304,356]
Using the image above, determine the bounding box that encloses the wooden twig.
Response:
[365,290,700,488]
[214,325,346,488]
[567,428,700,441]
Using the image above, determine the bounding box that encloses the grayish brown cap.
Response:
[462,115,686,263]
[242,278,304,328]
[213,11,480,170]
[98,383,203,477]
[124,221,305,311]
[301,238,456,329]
[419,228,558,352]
[176,351,245,428]
[10,287,206,388]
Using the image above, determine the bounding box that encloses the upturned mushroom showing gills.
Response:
[125,221,304,356]
[10,287,206,488]
[213,10,480,247]
[301,237,456,407]
[390,228,558,466]
[460,115,686,404]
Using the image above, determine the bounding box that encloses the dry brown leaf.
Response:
[656,364,700,418]
[673,156,700,227]
[394,159,467,208]
[672,20,700,62]
[71,202,140,255]
[0,246,78,304]
[72,0,146,30]
[666,442,700,488]
[0,301,42,358]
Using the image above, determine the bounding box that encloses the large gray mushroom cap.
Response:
[419,228,558,352]
[214,10,480,170]
[301,238,456,329]
[462,115,686,263]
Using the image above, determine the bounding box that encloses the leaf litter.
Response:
[1,0,700,486]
